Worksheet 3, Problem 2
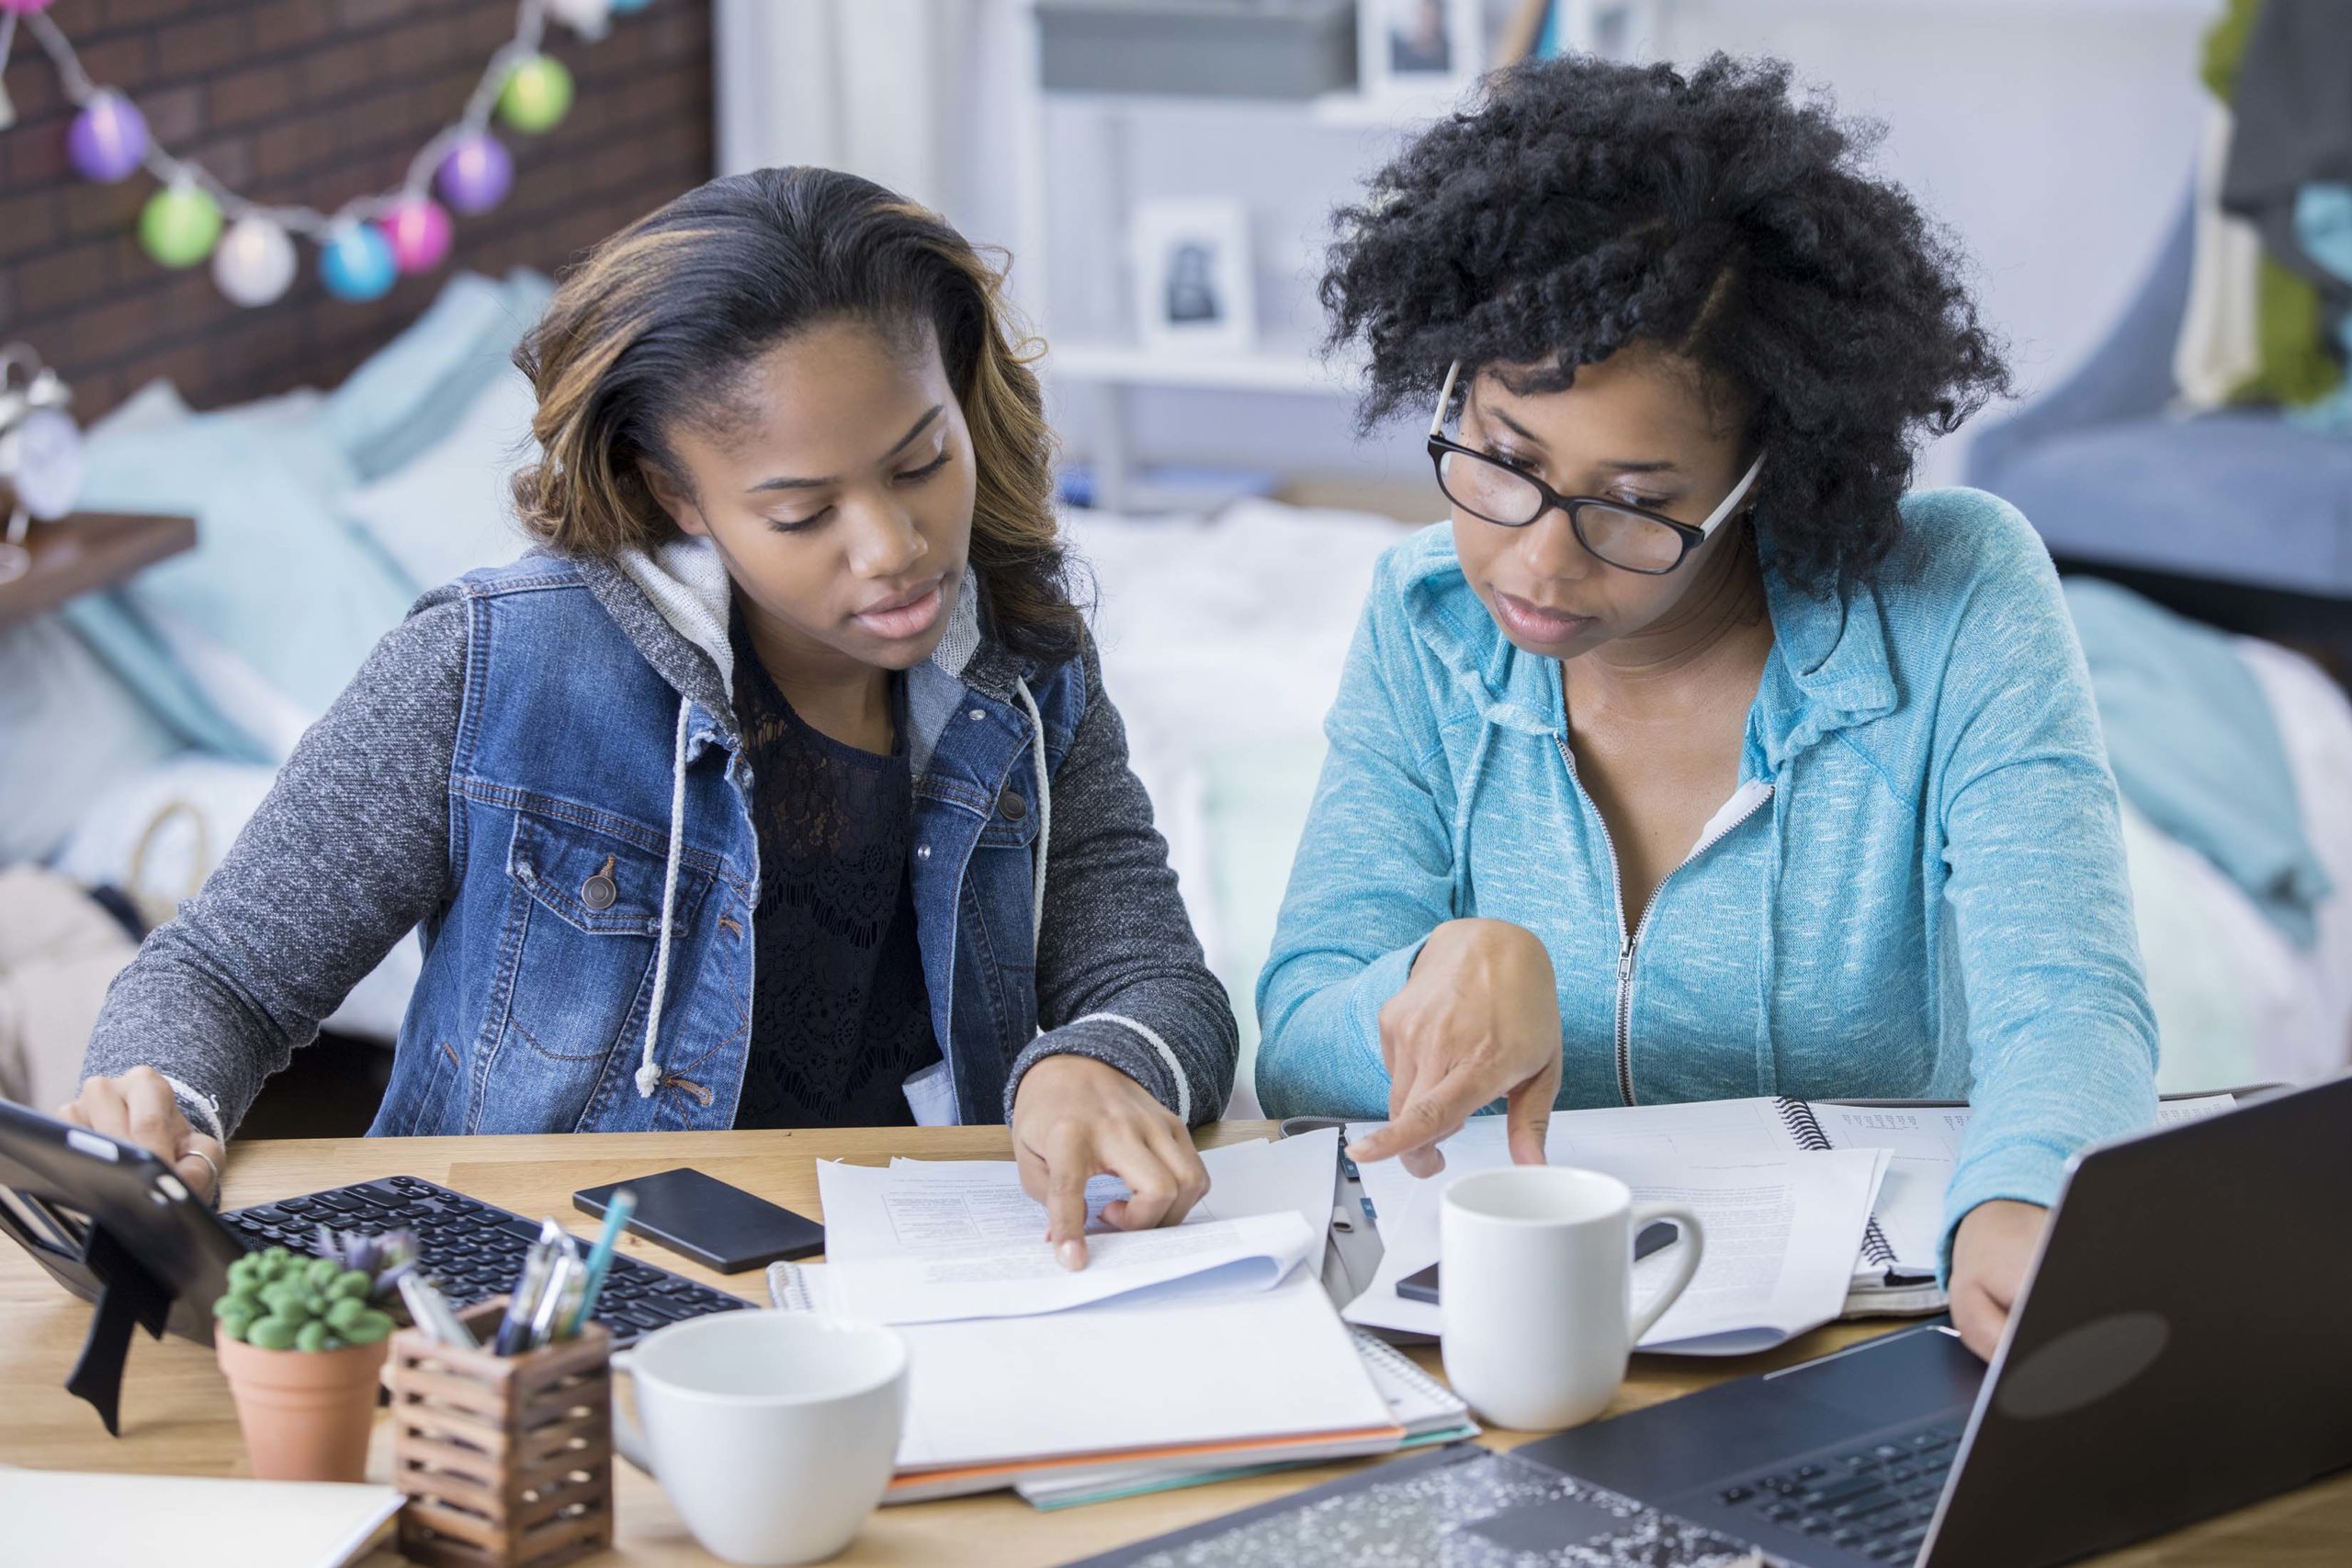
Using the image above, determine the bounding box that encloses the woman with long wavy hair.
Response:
[69,167,1237,1265]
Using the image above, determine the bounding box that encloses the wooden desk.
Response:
[4,1125,2346,1565]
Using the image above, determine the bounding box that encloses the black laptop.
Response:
[1489,1069,2352,1565]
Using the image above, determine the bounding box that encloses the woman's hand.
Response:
[56,1065,226,1206]
[1012,1054,1209,1270]
[1347,918,1564,1177]
[1950,1199,2047,1359]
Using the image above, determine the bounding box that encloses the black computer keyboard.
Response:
[220,1174,751,1347]
[1712,1420,1963,1563]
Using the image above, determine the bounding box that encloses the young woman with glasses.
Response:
[1256,55,2157,1359]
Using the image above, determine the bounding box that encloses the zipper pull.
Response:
[1617,941,1634,984]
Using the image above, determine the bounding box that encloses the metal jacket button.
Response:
[998,789,1027,821]
[582,855,618,911]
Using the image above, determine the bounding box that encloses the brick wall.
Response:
[0,0,713,422]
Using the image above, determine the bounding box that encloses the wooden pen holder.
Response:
[389,1298,615,1568]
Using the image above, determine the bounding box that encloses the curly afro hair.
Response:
[1321,53,2013,594]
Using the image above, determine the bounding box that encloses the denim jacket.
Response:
[86,540,1237,1141]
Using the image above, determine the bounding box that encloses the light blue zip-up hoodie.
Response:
[1255,488,2159,1273]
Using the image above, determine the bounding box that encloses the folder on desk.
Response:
[776,1266,1403,1502]
[0,1470,402,1566]
[1012,1328,1475,1509]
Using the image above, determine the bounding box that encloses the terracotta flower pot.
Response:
[216,1332,390,1483]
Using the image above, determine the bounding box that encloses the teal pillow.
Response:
[62,270,558,757]
[319,270,555,481]
[68,409,414,757]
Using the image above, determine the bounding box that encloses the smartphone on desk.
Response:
[573,1168,824,1274]
[1398,1221,1679,1305]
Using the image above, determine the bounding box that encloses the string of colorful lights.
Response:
[0,0,655,307]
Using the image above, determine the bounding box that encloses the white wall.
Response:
[1655,0,2213,485]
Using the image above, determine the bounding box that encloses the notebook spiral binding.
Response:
[768,1259,817,1312]
[1348,1328,1453,1403]
[1776,1098,1899,1271]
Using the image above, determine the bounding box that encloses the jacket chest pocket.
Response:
[475,808,712,1134]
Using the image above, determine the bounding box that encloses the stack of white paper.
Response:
[796,1206,1317,1324]
[777,1130,1417,1503]
[877,1128,1340,1247]
[807,1131,1339,1324]
[881,1274,1401,1500]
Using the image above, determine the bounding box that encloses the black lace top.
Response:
[729,613,940,1129]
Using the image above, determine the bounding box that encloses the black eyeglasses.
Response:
[1425,359,1764,575]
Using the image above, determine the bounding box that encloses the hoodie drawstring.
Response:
[1012,677,1052,945]
[635,680,1044,1099]
[636,696,694,1098]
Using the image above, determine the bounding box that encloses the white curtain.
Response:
[713,0,1014,231]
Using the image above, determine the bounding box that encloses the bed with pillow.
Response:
[14,271,553,1050]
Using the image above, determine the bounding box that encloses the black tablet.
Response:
[0,1097,244,1348]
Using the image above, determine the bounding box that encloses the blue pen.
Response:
[494,1218,567,1356]
[569,1187,636,1337]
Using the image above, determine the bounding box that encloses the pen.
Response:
[569,1187,636,1336]
[1338,1135,1376,1224]
[548,1247,592,1341]
[493,1217,568,1356]
[528,1248,582,1349]
[398,1273,479,1350]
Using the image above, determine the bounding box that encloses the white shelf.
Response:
[1046,342,1366,394]
[1038,86,1461,130]
[1307,88,1464,128]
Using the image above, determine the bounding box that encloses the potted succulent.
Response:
[213,1228,413,1482]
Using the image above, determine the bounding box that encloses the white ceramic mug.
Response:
[1440,1166,1705,1431]
[611,1311,907,1566]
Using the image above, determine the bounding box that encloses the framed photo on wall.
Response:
[1130,198,1256,356]
[1359,0,1484,100]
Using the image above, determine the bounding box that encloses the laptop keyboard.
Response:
[1711,1420,1964,1563]
[220,1174,752,1347]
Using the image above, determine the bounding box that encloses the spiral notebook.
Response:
[1346,1092,2247,1325]
[1770,1091,2245,1302]
[1770,1099,1910,1281]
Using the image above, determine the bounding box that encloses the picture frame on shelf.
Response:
[1129,198,1257,357]
[1358,0,1483,101]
